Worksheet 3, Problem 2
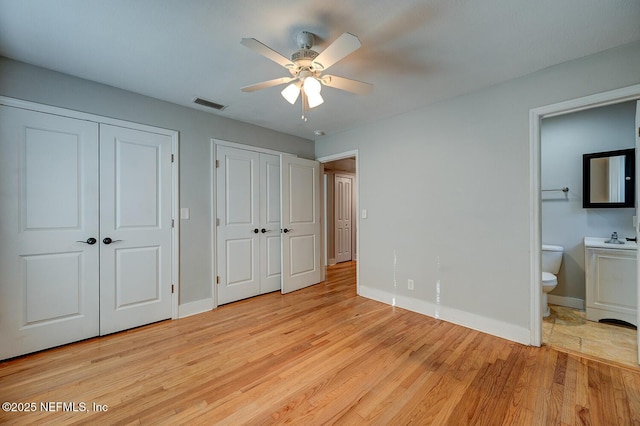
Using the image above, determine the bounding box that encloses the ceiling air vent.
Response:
[194,97,226,111]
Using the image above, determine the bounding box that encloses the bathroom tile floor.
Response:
[543,304,639,369]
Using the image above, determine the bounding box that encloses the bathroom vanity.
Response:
[584,237,637,326]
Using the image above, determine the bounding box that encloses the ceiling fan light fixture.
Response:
[303,76,321,95]
[307,91,324,109]
[241,31,370,115]
[281,83,300,104]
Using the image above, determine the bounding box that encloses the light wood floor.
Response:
[2,261,640,425]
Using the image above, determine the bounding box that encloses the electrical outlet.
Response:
[408,279,414,290]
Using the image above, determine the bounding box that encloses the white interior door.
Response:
[259,153,282,293]
[335,174,353,263]
[99,124,173,334]
[281,155,322,293]
[0,106,100,359]
[216,145,261,304]
[636,100,640,364]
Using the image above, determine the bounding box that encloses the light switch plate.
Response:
[361,209,367,219]
[180,207,190,220]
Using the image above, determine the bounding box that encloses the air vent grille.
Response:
[194,97,226,111]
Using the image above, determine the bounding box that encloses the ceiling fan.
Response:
[241,31,373,120]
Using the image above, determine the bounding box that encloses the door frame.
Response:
[210,139,294,308]
[317,150,360,295]
[0,96,181,320]
[529,84,640,346]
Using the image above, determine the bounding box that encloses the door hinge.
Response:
[171,154,175,163]
[216,218,220,226]
[172,219,175,228]
[216,276,220,284]
[216,159,220,168]
[171,284,175,294]
[638,127,640,138]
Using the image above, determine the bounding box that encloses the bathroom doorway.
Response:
[531,84,640,367]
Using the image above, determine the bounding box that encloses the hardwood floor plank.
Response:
[1,261,640,425]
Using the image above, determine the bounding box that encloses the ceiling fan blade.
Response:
[241,77,295,92]
[321,75,373,95]
[311,33,361,71]
[241,38,294,68]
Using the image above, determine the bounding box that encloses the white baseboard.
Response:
[178,297,214,318]
[358,286,531,345]
[547,295,584,310]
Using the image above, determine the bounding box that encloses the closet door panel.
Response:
[216,145,260,304]
[281,156,322,294]
[0,106,99,360]
[99,124,173,335]
[260,153,281,293]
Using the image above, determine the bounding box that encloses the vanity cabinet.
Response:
[584,238,637,326]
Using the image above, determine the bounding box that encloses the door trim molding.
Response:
[317,150,360,296]
[529,84,640,346]
[0,96,181,320]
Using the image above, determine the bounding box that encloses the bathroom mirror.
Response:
[583,148,635,208]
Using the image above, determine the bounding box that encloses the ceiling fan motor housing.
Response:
[291,49,319,63]
[289,49,320,79]
[297,31,315,49]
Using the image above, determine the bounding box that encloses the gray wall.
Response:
[315,42,640,338]
[0,57,314,305]
[541,101,636,304]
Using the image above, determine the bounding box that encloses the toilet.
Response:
[541,244,564,317]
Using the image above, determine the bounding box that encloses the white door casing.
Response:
[335,174,353,263]
[0,106,100,360]
[260,153,282,293]
[281,155,322,293]
[216,145,261,304]
[99,124,173,335]
[636,100,640,364]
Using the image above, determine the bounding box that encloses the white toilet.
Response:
[541,244,564,317]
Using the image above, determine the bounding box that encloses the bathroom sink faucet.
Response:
[605,232,625,244]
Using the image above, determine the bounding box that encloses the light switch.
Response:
[361,209,367,219]
[180,207,190,220]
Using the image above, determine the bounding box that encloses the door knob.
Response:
[76,237,97,245]
[103,237,123,245]
[252,228,259,234]
[261,228,270,233]
[282,228,293,233]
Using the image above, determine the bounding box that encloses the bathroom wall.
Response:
[541,101,637,307]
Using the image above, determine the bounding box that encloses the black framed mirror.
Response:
[583,148,635,208]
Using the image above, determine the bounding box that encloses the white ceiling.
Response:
[1,1,639,140]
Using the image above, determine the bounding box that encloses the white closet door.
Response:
[216,145,261,304]
[335,174,353,263]
[259,153,282,293]
[0,106,100,359]
[281,155,322,293]
[99,124,173,334]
